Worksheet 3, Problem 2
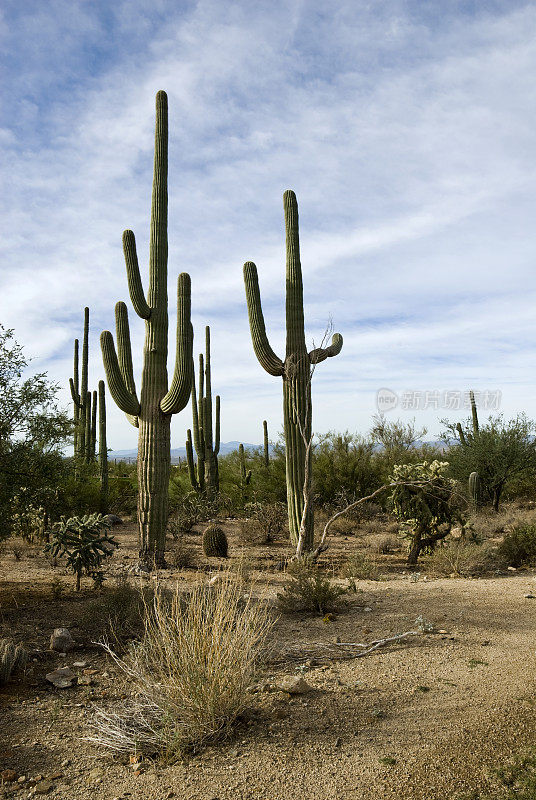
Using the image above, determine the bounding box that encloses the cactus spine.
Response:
[98,380,108,514]
[186,326,220,495]
[263,419,269,468]
[243,191,343,553]
[100,91,193,566]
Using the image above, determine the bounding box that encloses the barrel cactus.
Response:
[203,525,228,558]
[100,91,193,566]
[243,191,343,554]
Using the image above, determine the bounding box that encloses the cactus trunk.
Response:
[98,380,108,514]
[101,91,193,567]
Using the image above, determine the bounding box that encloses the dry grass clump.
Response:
[426,540,505,577]
[81,577,158,646]
[0,638,26,685]
[89,573,273,758]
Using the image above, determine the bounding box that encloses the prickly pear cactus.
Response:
[203,525,228,558]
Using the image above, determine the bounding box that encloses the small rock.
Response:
[276,676,313,694]
[524,593,536,599]
[35,780,54,794]
[507,566,517,571]
[1,770,18,783]
[78,675,93,686]
[72,661,87,668]
[17,776,26,784]
[45,666,76,688]
[363,607,373,613]
[335,737,342,747]
[60,760,70,768]
[49,628,75,653]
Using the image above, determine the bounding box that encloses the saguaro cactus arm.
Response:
[69,378,82,407]
[100,331,141,417]
[243,261,284,377]
[470,390,479,434]
[309,333,344,364]
[161,274,193,414]
[123,230,151,320]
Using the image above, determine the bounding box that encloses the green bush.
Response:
[427,540,504,577]
[278,559,346,614]
[498,524,536,567]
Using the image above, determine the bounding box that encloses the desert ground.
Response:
[1,515,535,800]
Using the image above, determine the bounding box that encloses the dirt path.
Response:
[1,531,535,799]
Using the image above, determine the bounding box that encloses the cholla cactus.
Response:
[390,461,463,565]
[243,191,343,552]
[45,513,118,591]
[100,91,193,566]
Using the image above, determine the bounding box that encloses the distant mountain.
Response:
[109,441,265,463]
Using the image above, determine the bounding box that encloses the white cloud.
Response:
[1,0,536,449]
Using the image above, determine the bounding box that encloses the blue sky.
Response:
[1,0,536,451]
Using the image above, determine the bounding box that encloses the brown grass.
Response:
[89,572,273,758]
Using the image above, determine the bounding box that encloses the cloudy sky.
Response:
[2,0,536,452]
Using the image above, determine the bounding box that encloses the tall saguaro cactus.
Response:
[243,190,343,553]
[98,380,108,514]
[185,326,220,495]
[100,91,193,565]
[70,307,90,463]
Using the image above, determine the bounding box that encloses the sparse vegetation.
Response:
[90,575,272,757]
[497,523,536,567]
[278,558,346,614]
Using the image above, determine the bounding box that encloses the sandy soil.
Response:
[1,521,535,800]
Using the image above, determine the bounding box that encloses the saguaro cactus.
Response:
[263,419,269,468]
[98,380,108,514]
[69,307,90,462]
[243,190,343,552]
[100,91,193,565]
[470,390,479,435]
[468,471,481,509]
[185,326,220,495]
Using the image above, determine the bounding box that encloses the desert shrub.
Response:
[341,551,382,581]
[278,559,346,614]
[90,575,273,757]
[498,524,536,567]
[0,639,26,685]
[368,534,400,554]
[81,577,158,645]
[167,538,197,569]
[427,540,504,577]
[168,495,203,536]
[240,501,287,544]
[45,513,118,591]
